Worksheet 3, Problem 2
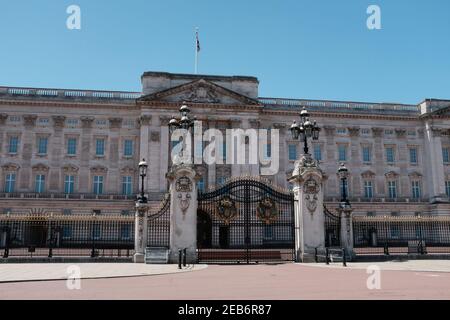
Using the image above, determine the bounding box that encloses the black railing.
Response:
[0,214,134,258]
[353,216,450,255]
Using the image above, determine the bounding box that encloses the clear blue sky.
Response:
[0,0,449,104]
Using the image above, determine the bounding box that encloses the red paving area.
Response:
[1,263,450,300]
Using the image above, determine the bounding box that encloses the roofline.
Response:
[141,71,259,83]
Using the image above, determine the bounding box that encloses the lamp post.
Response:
[138,158,148,203]
[289,106,320,155]
[337,162,350,208]
[168,103,196,163]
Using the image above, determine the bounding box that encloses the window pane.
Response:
[386,147,395,163]
[5,174,15,193]
[362,147,371,162]
[288,144,297,161]
[314,145,322,161]
[124,140,133,156]
[443,148,449,163]
[9,137,18,153]
[38,137,48,154]
[35,175,45,193]
[338,145,347,161]
[409,148,417,164]
[67,138,77,155]
[96,139,105,156]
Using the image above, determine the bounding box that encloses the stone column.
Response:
[0,114,8,154]
[134,201,149,263]
[50,116,66,192]
[274,123,287,188]
[79,117,94,192]
[372,127,385,197]
[107,118,122,193]
[139,115,151,193]
[159,116,170,192]
[167,164,198,263]
[348,127,361,198]
[288,154,326,262]
[337,204,354,260]
[424,124,447,203]
[20,115,37,190]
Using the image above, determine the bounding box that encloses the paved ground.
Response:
[1,261,450,299]
[0,263,207,282]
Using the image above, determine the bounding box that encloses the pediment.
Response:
[137,79,260,106]
[361,170,375,178]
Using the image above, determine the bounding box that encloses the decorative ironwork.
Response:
[0,213,134,258]
[147,193,171,248]
[256,198,279,224]
[352,215,450,255]
[216,196,238,225]
[324,205,341,248]
[197,177,295,264]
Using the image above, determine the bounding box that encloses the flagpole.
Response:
[194,27,199,74]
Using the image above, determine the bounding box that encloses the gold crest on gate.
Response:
[215,196,238,225]
[256,198,279,224]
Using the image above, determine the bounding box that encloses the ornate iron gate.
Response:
[147,194,171,248]
[324,205,341,247]
[197,177,295,264]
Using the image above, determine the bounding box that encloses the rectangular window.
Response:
[446,181,450,197]
[336,128,346,134]
[386,147,395,163]
[314,144,322,161]
[5,173,15,193]
[9,136,19,153]
[411,181,421,199]
[120,225,131,240]
[35,175,45,193]
[217,176,226,186]
[122,176,132,195]
[362,146,371,163]
[93,176,104,195]
[443,148,450,163]
[96,139,105,156]
[197,177,205,192]
[361,129,370,135]
[338,145,347,162]
[409,148,418,164]
[64,175,75,194]
[124,140,133,157]
[288,144,297,161]
[390,225,401,238]
[364,180,373,198]
[92,223,101,240]
[388,181,397,199]
[67,138,77,155]
[37,137,48,154]
[62,226,72,239]
[222,141,227,161]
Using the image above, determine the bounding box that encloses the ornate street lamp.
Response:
[168,103,196,162]
[138,158,148,203]
[290,106,320,155]
[337,163,350,207]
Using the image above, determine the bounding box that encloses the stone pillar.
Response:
[424,124,447,203]
[167,164,198,263]
[133,201,149,263]
[337,204,354,260]
[139,115,151,193]
[288,154,326,262]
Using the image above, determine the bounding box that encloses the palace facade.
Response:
[1,71,450,217]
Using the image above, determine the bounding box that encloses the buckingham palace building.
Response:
[1,71,450,218]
